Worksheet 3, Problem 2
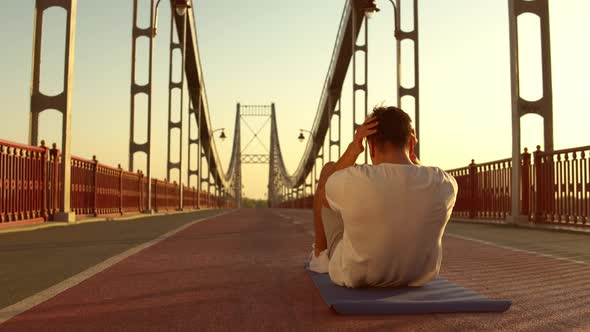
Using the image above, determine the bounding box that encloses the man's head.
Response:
[367,106,414,164]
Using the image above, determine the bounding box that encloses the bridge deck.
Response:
[1,209,589,331]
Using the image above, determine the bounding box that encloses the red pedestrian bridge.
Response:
[1,0,589,330]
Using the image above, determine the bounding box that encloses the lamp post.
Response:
[154,0,192,37]
[207,128,226,199]
[297,129,312,142]
[152,0,163,37]
[361,0,381,18]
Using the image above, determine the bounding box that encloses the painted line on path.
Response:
[447,233,590,267]
[0,210,234,325]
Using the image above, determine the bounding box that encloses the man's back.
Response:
[325,163,458,288]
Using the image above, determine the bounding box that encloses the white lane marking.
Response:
[447,233,590,267]
[0,210,234,325]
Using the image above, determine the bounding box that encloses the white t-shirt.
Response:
[324,163,458,288]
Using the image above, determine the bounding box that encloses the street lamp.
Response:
[207,128,226,199]
[153,0,164,37]
[175,0,192,16]
[153,0,192,37]
[359,0,380,18]
[298,129,312,142]
[212,128,227,141]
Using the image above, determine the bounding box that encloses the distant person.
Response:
[309,106,458,288]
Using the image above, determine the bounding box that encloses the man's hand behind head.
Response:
[352,116,379,154]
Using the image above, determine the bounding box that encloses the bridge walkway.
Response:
[1,209,589,331]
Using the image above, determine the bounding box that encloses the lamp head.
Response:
[175,0,191,16]
[219,129,227,141]
[361,0,380,18]
[297,132,305,142]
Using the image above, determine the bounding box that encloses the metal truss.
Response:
[268,104,284,206]
[395,0,420,157]
[268,1,369,206]
[313,145,324,195]
[329,96,342,162]
[508,0,554,222]
[232,105,242,207]
[29,0,77,221]
[176,5,242,207]
[242,154,269,164]
[352,5,369,164]
[240,105,272,117]
[166,6,187,208]
[187,98,199,205]
[129,0,155,211]
[304,173,313,197]
[273,1,365,189]
[237,104,272,203]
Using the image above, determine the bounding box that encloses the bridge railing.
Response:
[0,139,50,224]
[278,145,589,228]
[447,157,515,221]
[533,145,590,226]
[0,140,233,227]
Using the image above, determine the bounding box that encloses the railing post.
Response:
[521,148,531,218]
[40,141,49,221]
[469,160,477,219]
[138,170,143,213]
[173,181,179,210]
[165,179,169,211]
[533,145,544,222]
[50,143,60,219]
[118,164,123,215]
[153,179,157,212]
[0,145,5,223]
[92,155,98,216]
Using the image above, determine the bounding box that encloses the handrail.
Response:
[474,157,512,168]
[0,139,46,152]
[279,145,589,228]
[175,8,239,191]
[1,139,233,226]
[537,145,590,156]
[276,0,362,187]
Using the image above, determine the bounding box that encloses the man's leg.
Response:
[313,162,336,256]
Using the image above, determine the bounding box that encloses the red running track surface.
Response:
[1,208,589,331]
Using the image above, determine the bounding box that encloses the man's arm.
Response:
[319,117,378,208]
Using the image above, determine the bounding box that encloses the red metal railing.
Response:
[0,140,49,224]
[533,145,589,226]
[447,156,516,221]
[0,140,234,227]
[276,145,589,228]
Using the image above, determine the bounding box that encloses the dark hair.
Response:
[368,106,412,149]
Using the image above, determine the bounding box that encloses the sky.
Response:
[1,0,589,199]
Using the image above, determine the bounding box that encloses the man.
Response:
[309,106,458,288]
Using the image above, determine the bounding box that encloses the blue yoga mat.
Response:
[306,268,511,315]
